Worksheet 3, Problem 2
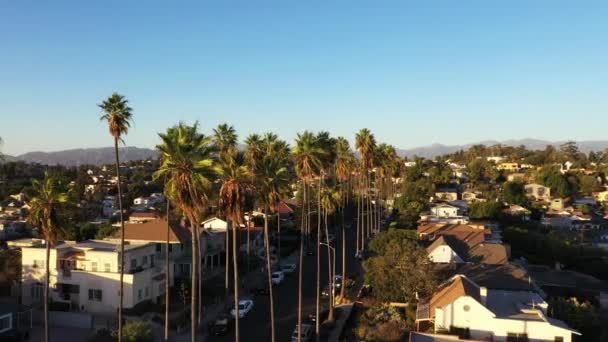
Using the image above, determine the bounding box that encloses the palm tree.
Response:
[155,122,218,342]
[213,123,238,298]
[355,129,376,246]
[218,148,252,342]
[98,92,133,340]
[320,181,341,322]
[254,154,290,342]
[334,137,355,298]
[293,131,325,341]
[164,201,170,341]
[244,134,264,271]
[27,173,69,342]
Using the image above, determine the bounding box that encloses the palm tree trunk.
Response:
[231,220,240,342]
[340,195,346,299]
[44,241,50,342]
[263,206,276,342]
[114,138,126,342]
[165,202,170,341]
[190,220,199,342]
[324,209,334,322]
[315,176,321,342]
[277,213,281,266]
[198,234,203,327]
[355,175,360,256]
[297,182,306,342]
[246,214,251,273]
[225,224,230,297]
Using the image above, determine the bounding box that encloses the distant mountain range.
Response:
[3,139,608,166]
[397,139,608,159]
[2,147,159,166]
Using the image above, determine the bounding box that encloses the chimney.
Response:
[480,287,488,306]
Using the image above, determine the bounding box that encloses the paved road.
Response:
[208,220,362,342]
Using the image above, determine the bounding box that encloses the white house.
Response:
[416,275,580,342]
[133,197,149,206]
[426,236,464,264]
[19,239,167,314]
[430,204,462,218]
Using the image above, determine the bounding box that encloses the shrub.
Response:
[122,321,153,342]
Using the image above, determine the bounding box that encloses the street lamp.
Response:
[320,242,336,305]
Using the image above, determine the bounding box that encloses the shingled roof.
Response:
[118,219,191,243]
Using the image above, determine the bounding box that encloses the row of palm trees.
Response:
[26,93,403,342]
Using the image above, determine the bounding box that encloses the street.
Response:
[208,221,361,342]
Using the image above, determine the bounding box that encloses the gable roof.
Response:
[468,243,509,265]
[430,275,480,314]
[119,219,190,243]
[437,263,537,292]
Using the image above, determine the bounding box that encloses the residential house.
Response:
[497,163,520,172]
[19,239,166,314]
[416,275,580,342]
[430,204,463,218]
[426,234,509,265]
[486,156,505,164]
[461,192,483,203]
[525,184,551,202]
[127,212,159,224]
[133,197,149,206]
[503,205,531,221]
[435,188,459,202]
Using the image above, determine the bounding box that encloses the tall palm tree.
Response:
[164,201,171,341]
[244,133,264,272]
[334,137,355,297]
[254,154,290,342]
[27,173,69,342]
[320,182,341,322]
[355,129,376,247]
[155,122,218,342]
[292,132,325,341]
[98,92,133,340]
[218,148,252,342]
[213,123,238,298]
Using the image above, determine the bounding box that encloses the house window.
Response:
[104,263,111,272]
[130,258,137,270]
[88,289,102,302]
[91,262,98,272]
[180,244,184,251]
[463,305,470,312]
[138,289,142,301]
[33,260,44,268]
[507,333,528,342]
[168,244,173,253]
[150,255,155,267]
[554,338,564,342]
[155,243,161,252]
[159,282,165,294]
[0,313,12,333]
[145,286,149,298]
[143,256,148,265]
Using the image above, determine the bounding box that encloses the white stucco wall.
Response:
[435,296,574,342]
[428,245,463,263]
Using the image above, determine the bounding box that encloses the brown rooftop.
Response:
[119,219,190,243]
[430,275,480,316]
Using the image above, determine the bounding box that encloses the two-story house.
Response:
[416,275,580,342]
[20,239,166,314]
[525,183,552,202]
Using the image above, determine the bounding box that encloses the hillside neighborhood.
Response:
[2,137,608,342]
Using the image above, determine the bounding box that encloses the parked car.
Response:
[291,323,314,342]
[308,309,329,323]
[333,275,343,289]
[281,263,297,274]
[271,271,285,284]
[208,314,233,336]
[230,299,254,318]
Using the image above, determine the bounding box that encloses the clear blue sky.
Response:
[1,1,607,155]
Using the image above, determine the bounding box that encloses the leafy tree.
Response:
[579,175,601,195]
[469,201,503,220]
[560,141,580,162]
[537,167,576,198]
[368,228,418,255]
[122,321,153,342]
[95,225,118,239]
[364,233,437,302]
[548,297,605,342]
[502,181,528,206]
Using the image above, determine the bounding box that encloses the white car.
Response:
[281,263,297,274]
[230,299,254,318]
[271,271,285,284]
